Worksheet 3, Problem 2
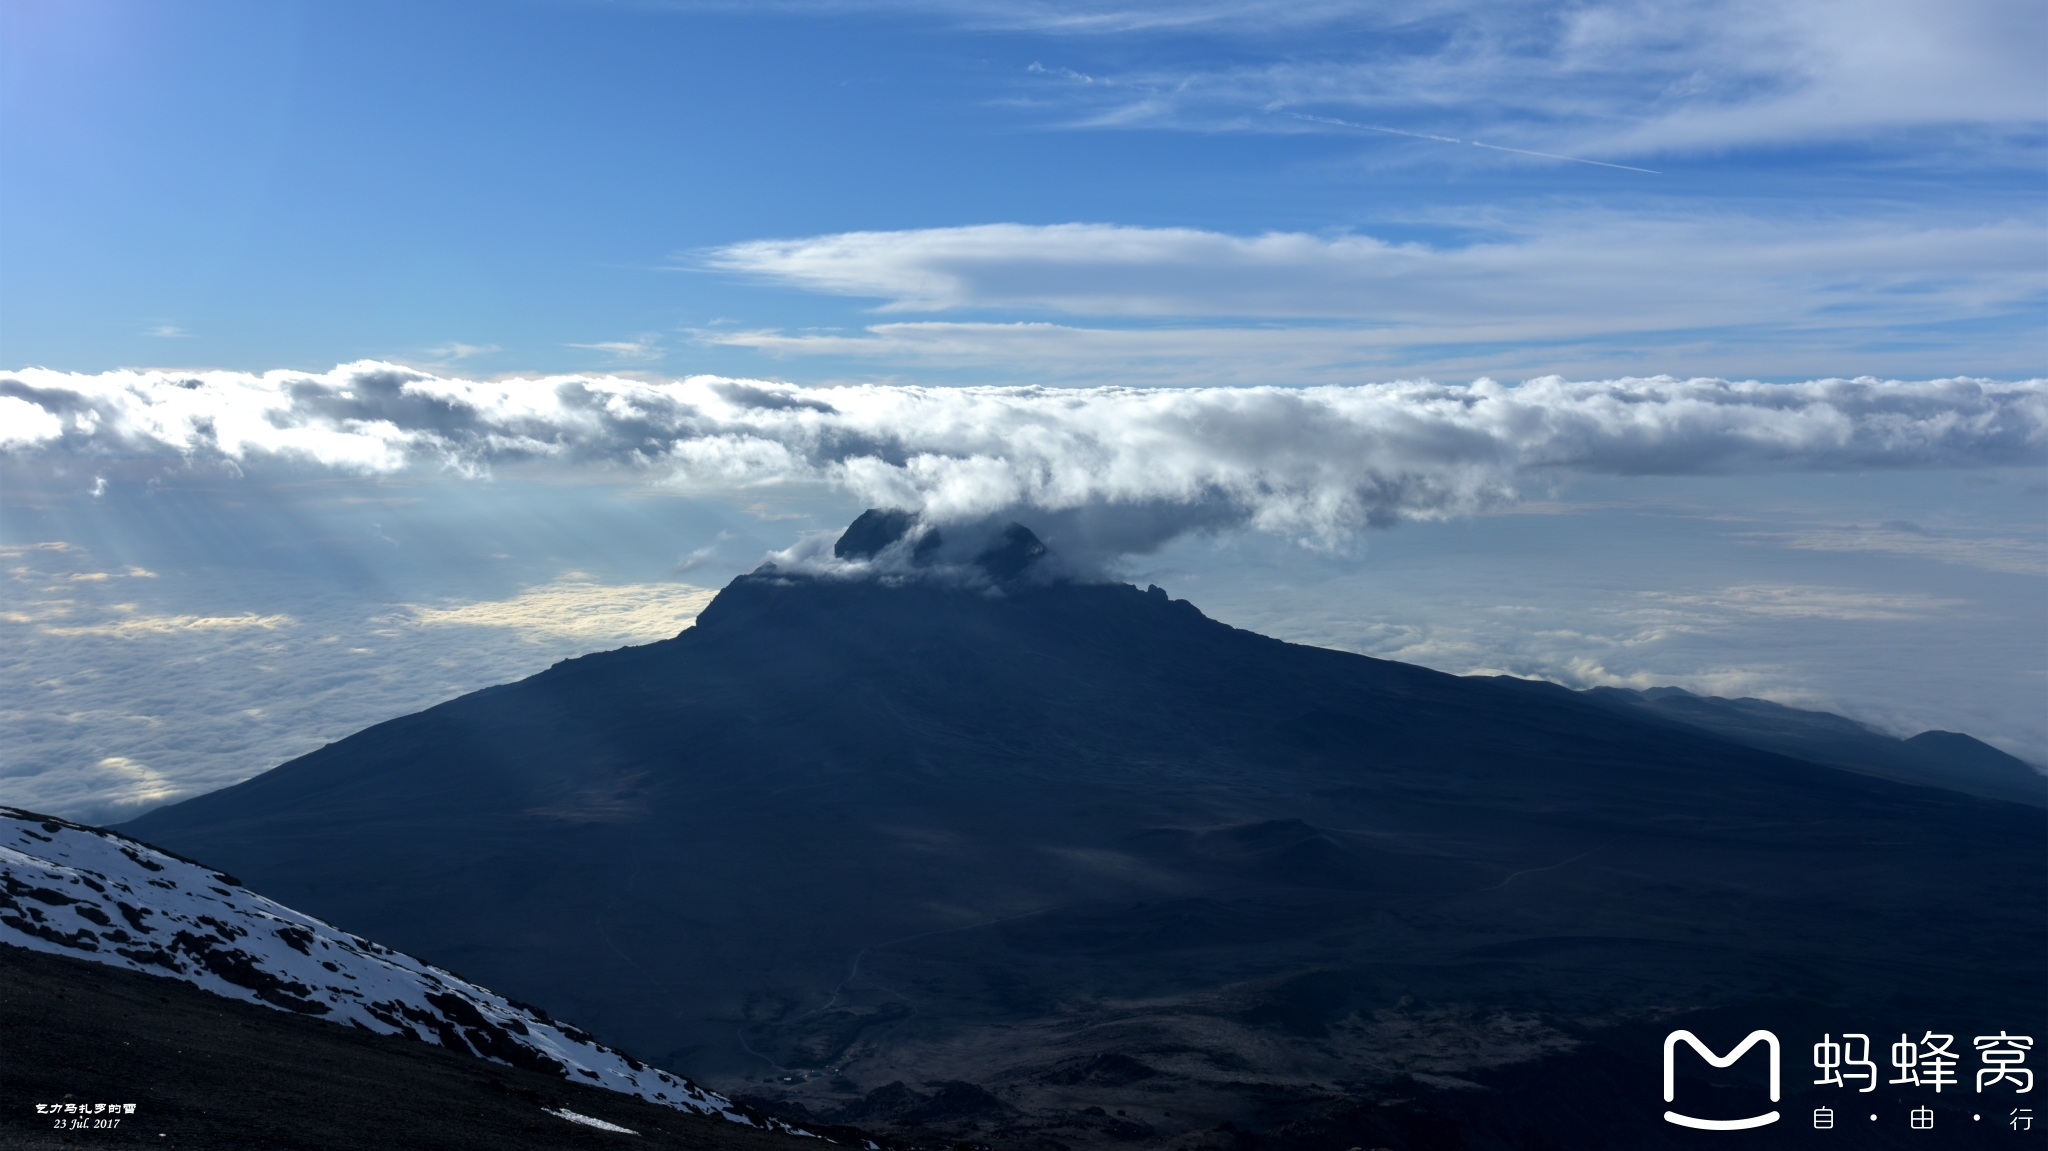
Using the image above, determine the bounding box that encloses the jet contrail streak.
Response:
[1289,112,1661,174]
[1466,139,1662,174]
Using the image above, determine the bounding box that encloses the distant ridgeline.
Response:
[1491,682,2043,807]
[108,511,2045,1148]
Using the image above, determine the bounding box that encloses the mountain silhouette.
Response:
[1521,682,2045,806]
[119,514,2046,1147]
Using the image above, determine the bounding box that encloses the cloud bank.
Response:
[3,364,2042,554]
[396,581,718,640]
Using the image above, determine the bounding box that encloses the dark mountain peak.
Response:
[689,554,1211,652]
[1906,729,2040,775]
[973,522,1047,581]
[808,510,1053,584]
[833,508,938,562]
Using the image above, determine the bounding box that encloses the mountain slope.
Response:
[118,534,2046,1145]
[0,940,829,1151]
[0,806,791,1133]
[1495,682,2046,806]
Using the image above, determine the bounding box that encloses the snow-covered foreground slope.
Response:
[0,806,805,1136]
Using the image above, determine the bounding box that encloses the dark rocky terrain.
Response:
[0,942,821,1151]
[1511,682,2045,807]
[0,806,743,1116]
[115,516,2048,1147]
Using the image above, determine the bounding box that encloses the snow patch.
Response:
[0,807,808,1136]
[546,1108,638,1134]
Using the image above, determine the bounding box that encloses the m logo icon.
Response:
[1664,1029,1782,1130]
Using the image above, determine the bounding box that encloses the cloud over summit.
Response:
[3,364,2041,553]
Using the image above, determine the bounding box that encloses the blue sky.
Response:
[0,0,2043,821]
[4,0,2041,382]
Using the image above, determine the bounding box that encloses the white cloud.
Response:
[0,395,64,448]
[694,318,2026,388]
[961,0,2045,157]
[700,218,2044,330]
[41,611,296,638]
[677,0,1428,36]
[1634,584,1966,622]
[1571,0,2046,154]
[2,364,2042,555]
[0,553,720,822]
[83,756,181,808]
[424,342,501,362]
[1174,520,2046,762]
[566,336,666,363]
[1735,523,2048,575]
[395,580,717,641]
[693,215,2043,380]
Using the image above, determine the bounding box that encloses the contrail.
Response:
[1289,112,1661,174]
[1468,139,1662,174]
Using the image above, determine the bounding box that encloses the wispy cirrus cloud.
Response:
[423,342,502,362]
[633,0,2042,161]
[978,0,2045,158]
[566,335,666,363]
[646,0,1440,36]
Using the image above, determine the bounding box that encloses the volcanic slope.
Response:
[0,942,828,1151]
[0,807,802,1133]
[121,521,2046,1146]
[1492,681,2046,807]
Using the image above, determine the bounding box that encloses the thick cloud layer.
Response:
[3,364,2042,555]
